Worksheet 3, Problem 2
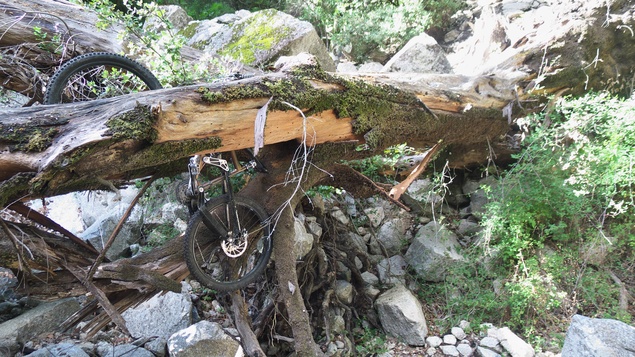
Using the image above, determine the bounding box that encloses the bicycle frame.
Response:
[186,152,260,239]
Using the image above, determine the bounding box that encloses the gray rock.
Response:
[187,9,335,71]
[441,344,460,356]
[361,271,379,286]
[494,327,534,357]
[81,215,140,260]
[293,216,314,259]
[382,33,453,73]
[364,206,385,228]
[334,280,354,304]
[444,334,458,345]
[358,62,383,72]
[167,320,242,357]
[453,326,468,340]
[96,343,155,357]
[457,342,474,356]
[336,61,357,73]
[144,336,168,357]
[375,285,428,346]
[346,232,368,255]
[479,336,501,352]
[0,298,80,355]
[376,217,412,256]
[326,341,338,355]
[143,5,192,32]
[405,222,464,282]
[476,346,502,357]
[330,207,349,225]
[0,268,17,291]
[306,216,323,237]
[561,314,635,357]
[457,219,482,237]
[427,335,443,347]
[122,292,193,339]
[376,255,408,285]
[28,342,89,357]
[462,177,498,196]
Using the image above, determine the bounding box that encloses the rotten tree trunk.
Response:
[0,67,527,208]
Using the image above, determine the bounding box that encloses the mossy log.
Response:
[0,67,529,208]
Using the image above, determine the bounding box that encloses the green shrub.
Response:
[482,92,635,263]
[290,0,465,63]
[469,91,635,340]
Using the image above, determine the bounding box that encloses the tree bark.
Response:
[0,67,527,208]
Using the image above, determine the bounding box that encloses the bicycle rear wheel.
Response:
[183,195,272,291]
[44,52,161,104]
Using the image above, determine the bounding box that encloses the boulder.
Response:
[186,9,335,71]
[122,292,193,339]
[358,62,384,73]
[96,343,155,357]
[489,326,534,357]
[293,215,314,259]
[375,217,412,256]
[376,255,408,285]
[375,285,428,346]
[27,342,90,357]
[144,5,193,32]
[336,61,357,73]
[405,221,464,282]
[382,33,453,74]
[167,320,243,357]
[561,314,635,357]
[448,0,635,96]
[0,298,80,355]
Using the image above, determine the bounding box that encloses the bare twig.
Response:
[63,263,130,336]
[389,141,443,201]
[8,201,98,254]
[86,176,156,280]
[1,219,34,277]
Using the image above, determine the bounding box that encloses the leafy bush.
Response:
[290,0,465,63]
[482,92,635,263]
[465,91,635,341]
[84,0,230,86]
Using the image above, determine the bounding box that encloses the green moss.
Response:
[106,103,157,141]
[197,85,269,103]
[125,137,222,170]
[197,63,440,150]
[178,22,199,40]
[0,124,59,152]
[219,9,292,64]
[0,172,35,208]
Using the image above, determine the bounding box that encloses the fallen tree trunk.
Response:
[0,67,526,208]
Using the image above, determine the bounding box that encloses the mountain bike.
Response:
[178,152,272,291]
[45,52,273,291]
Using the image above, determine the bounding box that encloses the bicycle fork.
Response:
[193,155,244,254]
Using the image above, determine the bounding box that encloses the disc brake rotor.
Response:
[221,230,249,258]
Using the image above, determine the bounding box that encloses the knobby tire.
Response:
[183,195,272,291]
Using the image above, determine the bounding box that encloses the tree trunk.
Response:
[0,67,526,208]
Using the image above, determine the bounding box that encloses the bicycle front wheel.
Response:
[183,195,272,291]
[44,52,162,104]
